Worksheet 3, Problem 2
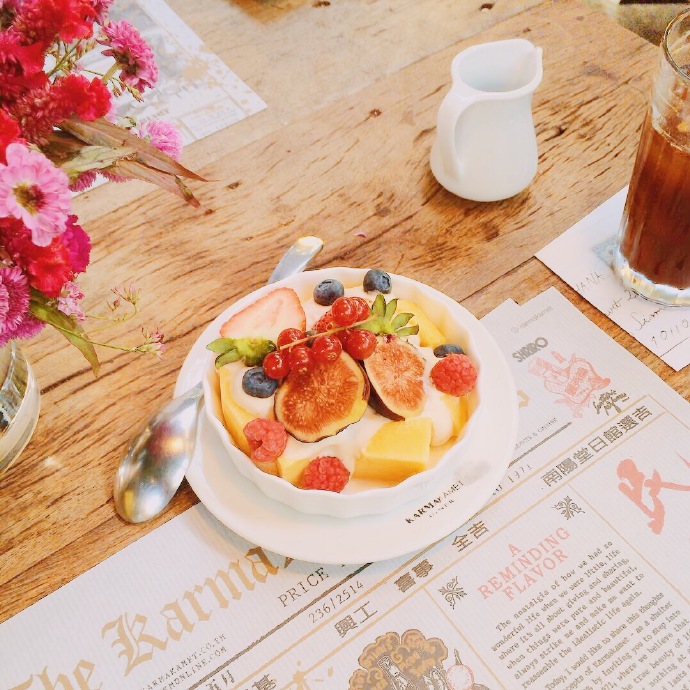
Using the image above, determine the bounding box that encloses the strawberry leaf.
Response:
[206,337,275,368]
[395,325,419,338]
[372,294,386,317]
[391,312,413,330]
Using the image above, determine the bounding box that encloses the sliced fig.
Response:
[274,352,369,443]
[363,334,426,420]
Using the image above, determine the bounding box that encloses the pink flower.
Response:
[99,20,158,94]
[0,264,40,346]
[92,0,115,23]
[136,120,183,160]
[69,169,98,193]
[0,142,71,246]
[57,280,85,321]
[61,214,91,274]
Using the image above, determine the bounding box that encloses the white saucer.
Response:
[176,300,518,565]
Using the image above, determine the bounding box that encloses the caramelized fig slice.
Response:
[364,335,426,420]
[274,352,369,443]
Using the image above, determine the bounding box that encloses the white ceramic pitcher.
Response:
[430,38,543,202]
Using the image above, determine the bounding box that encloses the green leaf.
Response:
[109,159,201,208]
[61,117,207,180]
[29,291,100,375]
[60,144,136,174]
[384,297,398,321]
[234,338,276,367]
[391,312,413,330]
[206,338,238,354]
[395,325,419,338]
[206,337,275,368]
[215,350,241,368]
[372,294,386,317]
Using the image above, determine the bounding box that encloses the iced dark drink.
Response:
[613,9,690,305]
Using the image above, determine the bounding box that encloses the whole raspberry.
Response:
[301,456,350,492]
[243,418,288,464]
[430,353,478,396]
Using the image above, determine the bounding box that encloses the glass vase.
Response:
[0,341,41,477]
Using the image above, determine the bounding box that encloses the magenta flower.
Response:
[92,0,115,23]
[57,280,85,321]
[99,20,158,94]
[0,265,43,346]
[61,215,91,274]
[0,143,71,247]
[136,119,183,160]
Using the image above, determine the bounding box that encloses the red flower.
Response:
[0,31,47,105]
[13,0,97,48]
[11,73,112,146]
[0,219,73,297]
[56,74,112,121]
[0,110,21,163]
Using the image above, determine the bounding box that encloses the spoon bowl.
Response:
[113,236,323,523]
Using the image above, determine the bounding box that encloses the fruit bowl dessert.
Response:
[202,267,489,519]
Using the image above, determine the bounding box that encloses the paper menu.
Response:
[536,188,690,372]
[3,289,690,690]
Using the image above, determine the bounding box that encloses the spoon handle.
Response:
[268,236,323,284]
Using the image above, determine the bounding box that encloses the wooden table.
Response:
[2,0,684,625]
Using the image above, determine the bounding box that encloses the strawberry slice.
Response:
[220,287,306,343]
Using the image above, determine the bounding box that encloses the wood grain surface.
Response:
[0,0,674,625]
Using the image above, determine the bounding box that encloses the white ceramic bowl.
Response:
[202,268,491,519]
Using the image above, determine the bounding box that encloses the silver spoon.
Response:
[114,236,324,523]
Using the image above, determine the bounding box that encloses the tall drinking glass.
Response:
[612,9,690,306]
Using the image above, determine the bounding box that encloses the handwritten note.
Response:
[536,188,690,371]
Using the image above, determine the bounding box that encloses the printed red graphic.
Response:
[617,453,690,534]
[528,351,610,417]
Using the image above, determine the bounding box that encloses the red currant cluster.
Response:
[262,296,378,379]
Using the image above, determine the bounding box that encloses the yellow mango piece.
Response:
[218,365,257,456]
[396,298,446,348]
[442,393,469,437]
[277,455,311,486]
[355,417,433,483]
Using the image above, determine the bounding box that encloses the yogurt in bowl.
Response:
[202,267,488,519]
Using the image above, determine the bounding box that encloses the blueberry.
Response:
[363,268,392,293]
[242,366,278,398]
[433,343,465,358]
[313,279,345,306]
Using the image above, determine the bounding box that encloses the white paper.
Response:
[83,0,266,145]
[536,188,690,371]
[3,289,690,689]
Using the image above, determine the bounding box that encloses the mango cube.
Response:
[355,417,433,483]
[277,455,311,486]
[442,393,469,436]
[396,298,446,348]
[218,365,257,457]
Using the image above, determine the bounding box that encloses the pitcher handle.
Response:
[435,90,476,182]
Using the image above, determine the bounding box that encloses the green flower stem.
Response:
[48,322,155,355]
